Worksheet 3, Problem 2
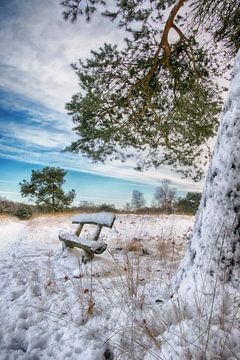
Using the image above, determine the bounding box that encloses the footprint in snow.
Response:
[10,288,25,301]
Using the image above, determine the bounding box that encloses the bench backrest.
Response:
[71,212,116,228]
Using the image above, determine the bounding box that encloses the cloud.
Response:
[0,0,125,113]
[0,140,204,194]
[90,161,204,193]
[1,121,75,149]
[0,180,19,184]
[0,89,67,126]
[0,190,19,195]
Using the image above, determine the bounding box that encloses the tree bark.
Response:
[172,50,240,296]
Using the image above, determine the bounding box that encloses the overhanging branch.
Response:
[127,0,186,100]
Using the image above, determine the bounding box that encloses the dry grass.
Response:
[127,239,142,253]
[126,238,147,255]
[31,210,84,219]
[0,213,16,220]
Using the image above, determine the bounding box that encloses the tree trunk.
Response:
[172,50,240,296]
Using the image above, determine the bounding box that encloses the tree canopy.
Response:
[20,167,76,212]
[61,0,239,180]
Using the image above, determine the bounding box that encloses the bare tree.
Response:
[153,180,176,214]
[131,190,146,211]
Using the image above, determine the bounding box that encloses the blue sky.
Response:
[0,0,203,207]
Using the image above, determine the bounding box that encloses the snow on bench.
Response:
[72,212,115,228]
[59,231,107,261]
[59,212,116,263]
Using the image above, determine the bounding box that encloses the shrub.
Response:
[15,204,33,219]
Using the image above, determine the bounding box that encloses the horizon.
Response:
[0,158,195,208]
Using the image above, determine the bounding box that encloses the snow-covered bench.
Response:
[59,212,116,263]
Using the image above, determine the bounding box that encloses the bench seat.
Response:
[59,231,107,254]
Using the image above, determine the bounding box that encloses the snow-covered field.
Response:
[0,214,239,359]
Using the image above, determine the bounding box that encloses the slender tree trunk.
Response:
[172,50,240,296]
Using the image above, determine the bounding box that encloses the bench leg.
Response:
[92,225,102,241]
[75,223,84,237]
[62,242,70,258]
[61,240,75,258]
[82,249,94,264]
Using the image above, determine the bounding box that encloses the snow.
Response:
[0,211,239,359]
[0,213,195,359]
[71,212,115,227]
[0,217,26,253]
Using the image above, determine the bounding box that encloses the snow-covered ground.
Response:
[0,214,239,359]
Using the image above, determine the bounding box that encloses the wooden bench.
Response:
[59,212,116,263]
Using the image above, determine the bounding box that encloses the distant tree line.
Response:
[73,201,117,213]
[0,197,20,214]
[2,167,200,218]
[127,180,201,215]
[0,196,35,219]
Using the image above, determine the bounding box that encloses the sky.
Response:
[0,0,205,207]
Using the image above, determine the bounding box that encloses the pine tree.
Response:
[20,167,76,212]
[176,192,201,214]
